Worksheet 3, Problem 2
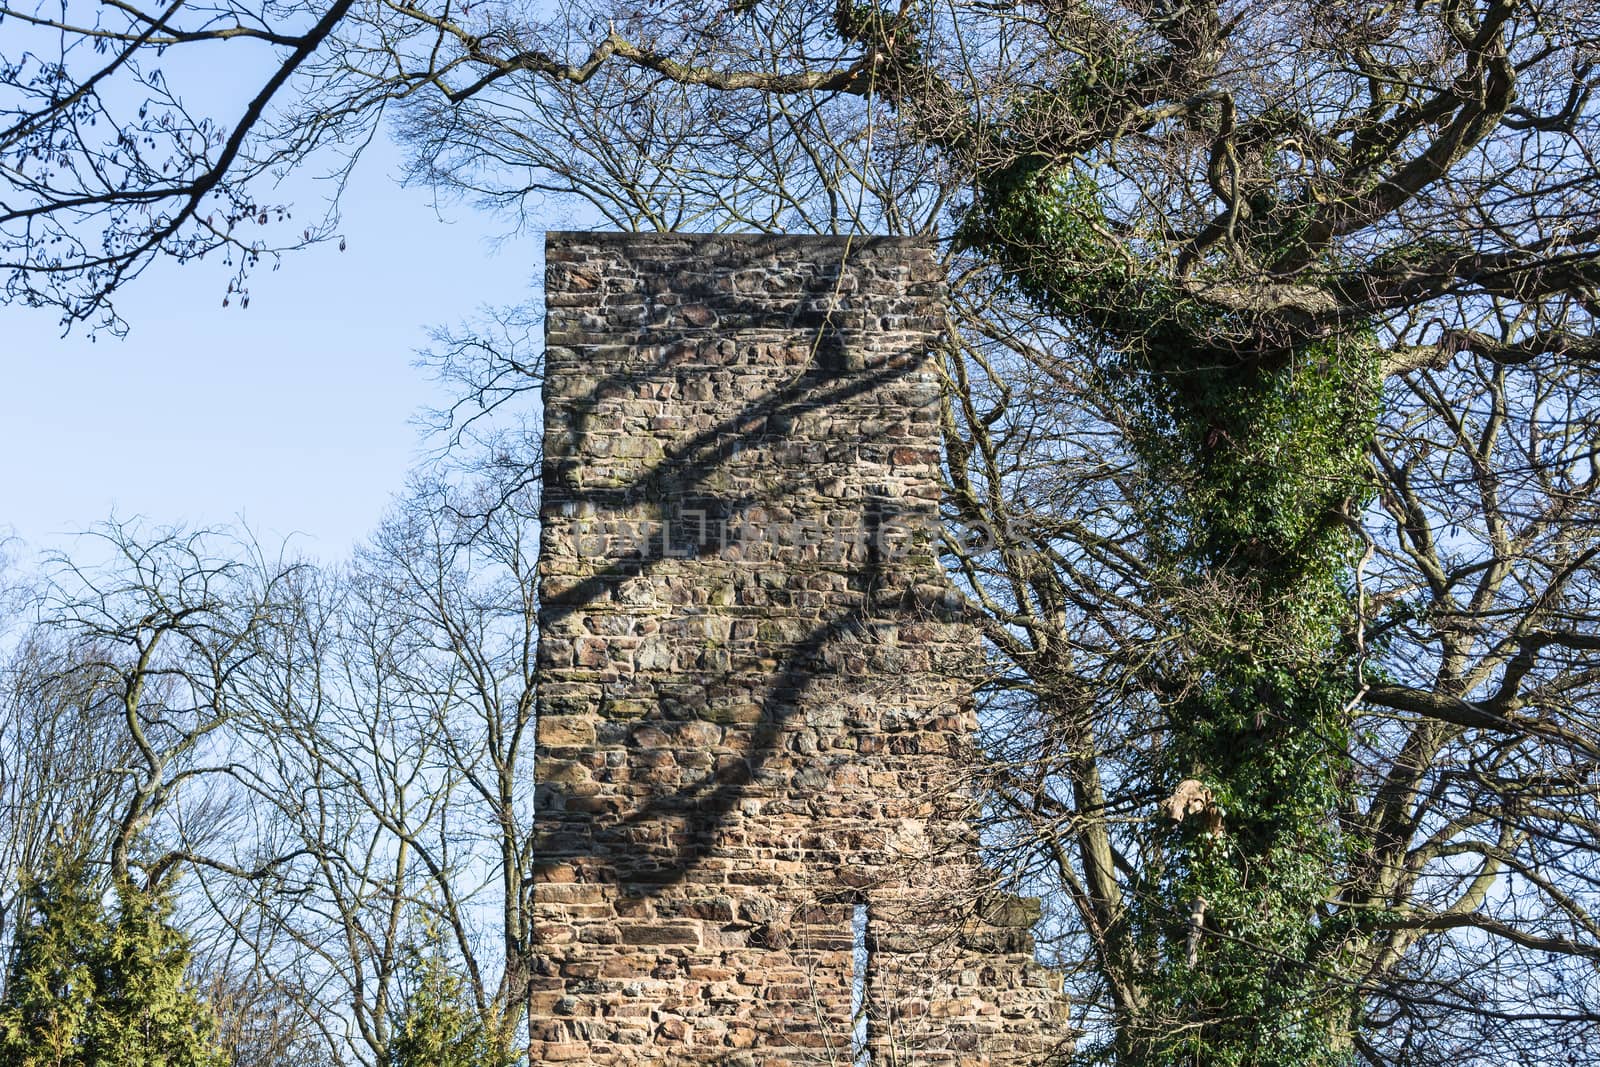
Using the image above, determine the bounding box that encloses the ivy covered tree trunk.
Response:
[965,163,1381,1066]
[1128,339,1378,1067]
[0,861,228,1067]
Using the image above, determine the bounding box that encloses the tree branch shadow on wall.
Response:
[533,268,947,895]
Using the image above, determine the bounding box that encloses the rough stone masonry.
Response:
[531,232,1068,1065]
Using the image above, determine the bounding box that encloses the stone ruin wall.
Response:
[530,232,1069,1065]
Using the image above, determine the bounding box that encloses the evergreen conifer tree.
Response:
[0,860,228,1067]
[387,933,510,1067]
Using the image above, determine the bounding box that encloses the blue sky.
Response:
[3,143,543,563]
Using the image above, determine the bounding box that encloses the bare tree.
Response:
[203,470,540,1067]
[24,524,300,891]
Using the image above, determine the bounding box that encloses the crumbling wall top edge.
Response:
[545,229,936,249]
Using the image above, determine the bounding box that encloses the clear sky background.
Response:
[3,139,545,564]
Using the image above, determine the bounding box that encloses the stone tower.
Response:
[531,233,1067,1065]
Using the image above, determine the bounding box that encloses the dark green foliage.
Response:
[387,938,509,1067]
[0,862,228,1067]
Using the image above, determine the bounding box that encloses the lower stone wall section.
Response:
[530,232,1070,1064]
